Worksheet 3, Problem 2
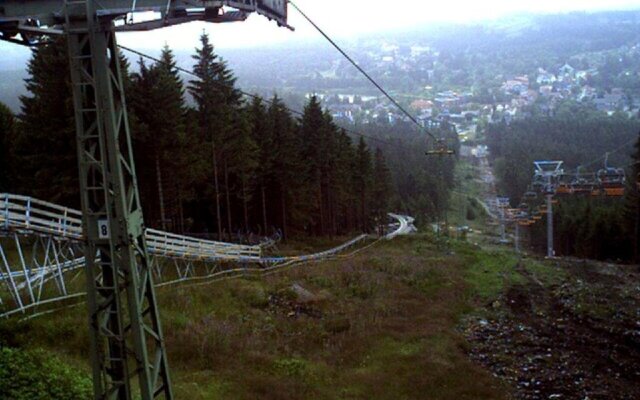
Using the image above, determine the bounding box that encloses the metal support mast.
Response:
[546,193,554,258]
[532,161,562,259]
[65,1,172,398]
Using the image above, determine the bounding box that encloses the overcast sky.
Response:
[1,0,640,64]
[114,0,640,50]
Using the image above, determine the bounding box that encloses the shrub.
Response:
[0,347,92,400]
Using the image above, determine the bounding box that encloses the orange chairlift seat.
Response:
[597,154,626,197]
[572,174,596,195]
[523,185,538,200]
[555,174,573,195]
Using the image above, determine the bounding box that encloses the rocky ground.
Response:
[464,259,640,400]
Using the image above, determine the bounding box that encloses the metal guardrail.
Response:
[1,193,262,258]
[1,193,83,239]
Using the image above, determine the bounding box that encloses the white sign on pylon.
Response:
[98,219,110,239]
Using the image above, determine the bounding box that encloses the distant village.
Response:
[306,41,640,144]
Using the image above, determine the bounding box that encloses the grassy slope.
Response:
[1,157,571,399]
[2,234,526,400]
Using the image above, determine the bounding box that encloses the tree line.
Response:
[0,35,400,240]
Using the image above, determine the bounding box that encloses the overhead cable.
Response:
[288,0,438,142]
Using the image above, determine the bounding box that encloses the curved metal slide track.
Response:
[0,194,411,318]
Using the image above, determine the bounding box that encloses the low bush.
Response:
[0,347,92,400]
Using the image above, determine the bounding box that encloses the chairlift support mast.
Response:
[532,161,563,258]
[0,1,290,399]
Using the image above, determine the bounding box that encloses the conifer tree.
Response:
[354,137,373,232]
[227,109,258,232]
[15,37,78,206]
[248,97,272,233]
[299,96,326,235]
[129,45,186,230]
[333,129,357,233]
[0,102,14,192]
[189,32,244,238]
[371,147,393,227]
[189,33,225,238]
[267,96,300,239]
[321,112,340,236]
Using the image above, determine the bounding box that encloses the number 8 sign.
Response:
[98,219,110,239]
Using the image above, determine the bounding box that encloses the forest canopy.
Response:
[1,35,455,240]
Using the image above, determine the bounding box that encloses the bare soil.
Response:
[464,259,640,400]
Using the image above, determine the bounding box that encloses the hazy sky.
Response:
[114,0,640,50]
[1,0,640,63]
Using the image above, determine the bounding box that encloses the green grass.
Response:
[524,258,568,286]
[461,246,525,300]
[1,234,516,400]
[447,160,490,230]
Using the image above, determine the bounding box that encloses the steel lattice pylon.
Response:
[65,1,172,398]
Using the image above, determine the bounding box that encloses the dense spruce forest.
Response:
[486,104,640,261]
[0,35,456,240]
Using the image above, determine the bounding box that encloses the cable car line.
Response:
[561,136,637,175]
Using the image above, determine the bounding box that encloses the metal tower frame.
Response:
[1,1,290,399]
[533,161,563,258]
[65,2,173,397]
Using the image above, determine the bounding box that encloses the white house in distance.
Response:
[536,68,557,85]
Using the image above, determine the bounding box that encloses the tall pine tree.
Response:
[371,147,393,228]
[129,45,187,230]
[189,32,244,238]
[248,97,272,233]
[299,96,326,235]
[354,137,373,232]
[15,37,77,206]
[189,33,225,238]
[267,96,300,239]
[0,102,14,192]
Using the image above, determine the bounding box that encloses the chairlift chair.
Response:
[555,175,573,196]
[531,178,546,192]
[597,154,626,197]
[426,139,455,156]
[523,185,538,200]
[571,174,595,195]
[597,168,625,196]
